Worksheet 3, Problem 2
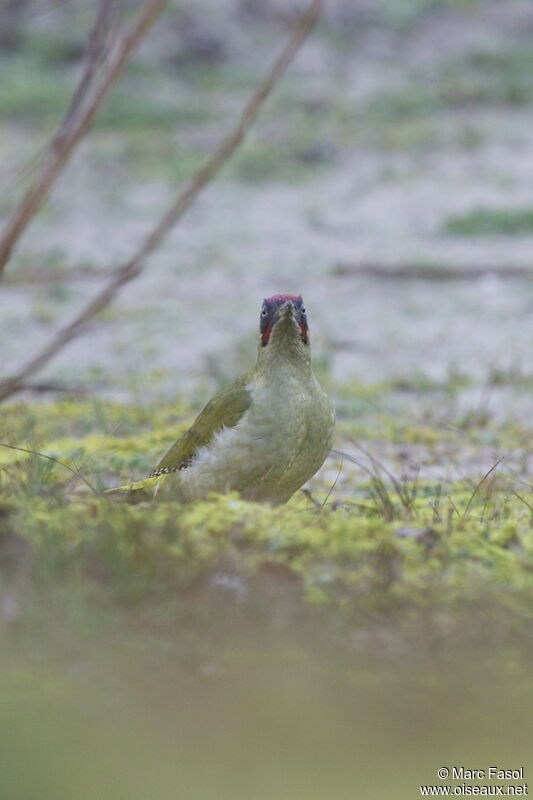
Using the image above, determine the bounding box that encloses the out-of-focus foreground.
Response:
[1,1,533,797]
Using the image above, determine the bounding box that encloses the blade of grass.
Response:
[463,456,505,518]
[0,442,97,494]
[322,452,344,508]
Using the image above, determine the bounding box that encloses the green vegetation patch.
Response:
[1,398,533,635]
[1,395,533,800]
[443,206,533,236]
[0,54,72,125]
[1,487,532,616]
[365,43,533,139]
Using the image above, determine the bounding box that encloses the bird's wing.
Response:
[151,375,253,476]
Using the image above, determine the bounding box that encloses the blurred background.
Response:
[1,1,533,797]
[2,0,533,407]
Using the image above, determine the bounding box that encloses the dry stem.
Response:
[0,0,324,403]
[0,0,167,276]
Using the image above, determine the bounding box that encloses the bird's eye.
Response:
[261,308,268,317]
[301,306,306,315]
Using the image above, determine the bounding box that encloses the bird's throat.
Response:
[257,331,310,378]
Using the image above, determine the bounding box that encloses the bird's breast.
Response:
[179,368,334,503]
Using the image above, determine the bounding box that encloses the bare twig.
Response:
[0,0,168,276]
[0,0,324,403]
[5,0,119,190]
[11,380,87,394]
[56,0,119,145]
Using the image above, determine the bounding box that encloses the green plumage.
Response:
[152,375,252,476]
[106,296,335,505]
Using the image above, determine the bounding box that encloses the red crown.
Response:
[265,294,302,303]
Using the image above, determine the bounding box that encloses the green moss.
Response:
[1,377,533,795]
[1,481,531,616]
[2,398,532,641]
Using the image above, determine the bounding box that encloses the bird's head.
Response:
[257,294,310,367]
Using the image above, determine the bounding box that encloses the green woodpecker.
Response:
[109,295,335,505]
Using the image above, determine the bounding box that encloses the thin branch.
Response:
[0,0,168,277]
[0,0,324,403]
[3,1,118,202]
[56,0,119,145]
[10,380,87,394]
[5,0,119,191]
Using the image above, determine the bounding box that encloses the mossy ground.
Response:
[2,394,532,633]
[2,394,533,798]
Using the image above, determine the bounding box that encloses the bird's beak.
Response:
[269,301,299,344]
[277,300,296,321]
